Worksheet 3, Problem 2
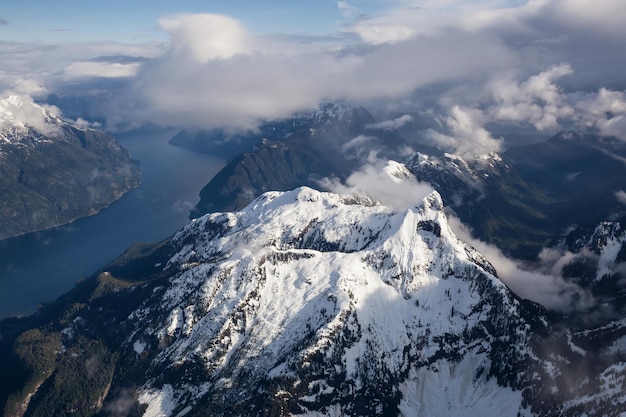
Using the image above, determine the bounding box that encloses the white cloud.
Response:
[425,106,502,158]
[1,0,625,137]
[0,94,62,136]
[616,190,626,206]
[110,15,515,131]
[422,64,626,156]
[0,41,162,103]
[487,64,574,131]
[545,0,626,38]
[447,215,594,312]
[575,88,626,139]
[64,62,140,79]
[159,14,251,62]
[337,1,357,18]
[3,77,48,97]
[341,135,396,163]
[367,114,413,130]
[319,160,434,212]
[346,0,541,44]
[73,117,101,129]
[351,21,417,45]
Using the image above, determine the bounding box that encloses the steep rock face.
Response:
[0,96,141,239]
[124,187,547,416]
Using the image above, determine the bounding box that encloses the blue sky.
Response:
[0,0,366,42]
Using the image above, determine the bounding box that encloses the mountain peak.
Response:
[0,94,64,142]
[120,186,544,415]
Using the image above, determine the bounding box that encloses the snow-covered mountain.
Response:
[127,186,544,416]
[3,160,626,416]
[0,95,63,143]
[0,95,141,239]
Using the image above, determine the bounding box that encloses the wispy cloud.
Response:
[0,41,162,97]
[447,214,594,312]
[0,94,62,136]
[367,114,413,130]
[337,1,358,18]
[64,61,140,79]
[616,190,626,206]
[0,17,8,26]
[424,106,502,158]
[319,159,434,212]
[421,64,626,156]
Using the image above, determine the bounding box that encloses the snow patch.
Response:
[133,340,146,355]
[139,384,176,417]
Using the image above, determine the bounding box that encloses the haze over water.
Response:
[0,130,224,318]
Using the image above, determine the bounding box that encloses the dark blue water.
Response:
[0,130,224,318]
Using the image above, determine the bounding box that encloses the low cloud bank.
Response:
[319,160,434,212]
[447,215,595,313]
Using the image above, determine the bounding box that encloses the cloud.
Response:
[486,64,575,131]
[337,1,357,18]
[575,88,626,139]
[107,13,516,130]
[447,215,594,312]
[341,134,379,161]
[351,20,416,45]
[544,0,626,38]
[64,61,140,79]
[90,2,626,135]
[319,159,434,212]
[2,1,626,138]
[0,17,7,25]
[367,114,413,130]
[159,14,251,62]
[424,106,502,158]
[73,117,101,129]
[0,94,62,136]
[422,64,626,156]
[103,388,137,416]
[0,41,162,100]
[616,190,626,206]
[345,0,540,44]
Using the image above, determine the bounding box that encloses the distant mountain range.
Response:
[0,96,141,240]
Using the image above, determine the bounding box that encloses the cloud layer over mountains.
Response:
[1,0,625,155]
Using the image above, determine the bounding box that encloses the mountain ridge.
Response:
[0,95,141,240]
